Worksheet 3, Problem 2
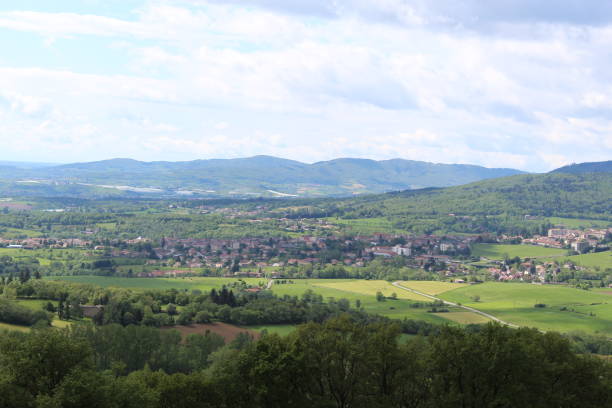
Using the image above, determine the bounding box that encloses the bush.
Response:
[0,299,51,326]
[195,311,211,324]
[534,303,547,308]
[176,311,193,325]
[166,304,177,315]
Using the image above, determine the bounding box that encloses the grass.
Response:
[245,324,296,336]
[313,280,429,301]
[16,298,49,311]
[96,222,117,231]
[0,227,44,238]
[545,217,612,229]
[45,276,609,333]
[0,247,94,267]
[0,248,87,257]
[272,280,462,325]
[323,217,400,234]
[439,282,612,335]
[0,322,30,332]
[51,319,72,328]
[15,299,72,328]
[42,277,493,327]
[397,281,466,295]
[471,244,567,260]
[45,276,266,292]
[544,251,612,270]
[46,277,446,324]
[438,312,491,325]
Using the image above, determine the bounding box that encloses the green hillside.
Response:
[326,173,612,219]
[281,172,612,235]
[0,156,524,197]
[551,160,612,174]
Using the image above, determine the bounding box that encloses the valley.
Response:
[0,162,610,361]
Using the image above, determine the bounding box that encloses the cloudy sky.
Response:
[1,0,611,171]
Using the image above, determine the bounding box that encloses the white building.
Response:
[392,245,411,256]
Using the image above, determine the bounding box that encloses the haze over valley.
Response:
[0,155,528,197]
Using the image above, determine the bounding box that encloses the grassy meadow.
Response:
[0,322,31,332]
[245,324,296,336]
[544,251,612,270]
[42,276,467,327]
[323,217,401,234]
[397,280,466,295]
[545,217,612,229]
[45,276,267,291]
[0,247,95,266]
[271,279,480,325]
[36,276,612,335]
[439,282,612,335]
[471,244,568,260]
[312,280,429,301]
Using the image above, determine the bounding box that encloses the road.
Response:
[391,281,518,328]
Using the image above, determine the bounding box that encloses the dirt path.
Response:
[391,281,518,328]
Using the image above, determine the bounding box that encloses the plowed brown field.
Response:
[162,322,260,342]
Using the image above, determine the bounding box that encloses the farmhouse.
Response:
[80,305,103,318]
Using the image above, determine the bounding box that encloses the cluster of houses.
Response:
[0,237,92,249]
[488,262,552,283]
[144,233,476,273]
[2,220,608,281]
[521,228,610,253]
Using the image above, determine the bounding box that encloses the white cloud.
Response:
[0,92,53,117]
[0,1,610,170]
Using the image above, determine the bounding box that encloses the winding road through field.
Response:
[391,281,518,328]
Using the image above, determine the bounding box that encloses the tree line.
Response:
[0,317,610,408]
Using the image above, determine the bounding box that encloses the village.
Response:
[1,225,609,284]
[521,227,610,253]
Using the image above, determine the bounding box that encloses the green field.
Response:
[0,299,73,331]
[0,322,30,332]
[46,277,466,325]
[16,298,50,310]
[0,247,94,267]
[439,311,491,325]
[0,227,44,238]
[546,217,612,229]
[45,276,267,291]
[545,251,612,270]
[313,280,429,301]
[96,222,117,231]
[42,276,612,334]
[439,282,612,335]
[471,244,567,260]
[397,281,466,295]
[15,299,73,328]
[324,217,400,234]
[271,279,478,325]
[245,324,296,336]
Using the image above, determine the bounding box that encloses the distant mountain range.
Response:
[0,156,526,198]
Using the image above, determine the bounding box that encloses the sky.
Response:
[0,1,611,172]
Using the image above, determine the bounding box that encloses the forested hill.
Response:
[0,156,523,198]
[551,160,612,174]
[308,172,612,222]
